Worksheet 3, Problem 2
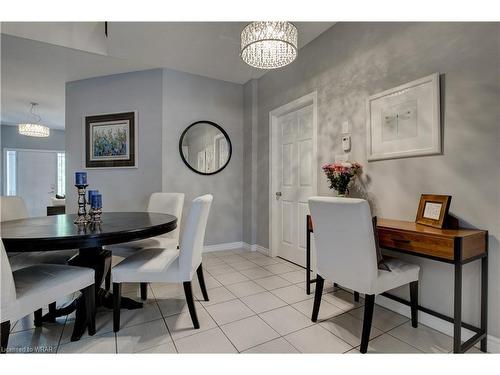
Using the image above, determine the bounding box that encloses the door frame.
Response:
[269,91,318,258]
[2,148,64,196]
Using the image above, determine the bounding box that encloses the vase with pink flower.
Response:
[322,161,362,197]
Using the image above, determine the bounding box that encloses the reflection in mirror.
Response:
[179,121,232,175]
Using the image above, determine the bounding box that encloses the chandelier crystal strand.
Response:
[241,22,298,69]
[18,123,50,137]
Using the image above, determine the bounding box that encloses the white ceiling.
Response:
[1,22,334,129]
[106,22,334,84]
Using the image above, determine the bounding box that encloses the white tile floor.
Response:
[6,248,485,354]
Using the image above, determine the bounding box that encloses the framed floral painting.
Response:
[84,111,137,168]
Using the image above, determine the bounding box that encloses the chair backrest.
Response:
[308,197,378,294]
[0,240,16,309]
[147,193,185,241]
[178,195,213,280]
[1,196,29,222]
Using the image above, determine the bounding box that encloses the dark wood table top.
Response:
[1,212,177,252]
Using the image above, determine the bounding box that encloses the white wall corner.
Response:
[244,243,270,256]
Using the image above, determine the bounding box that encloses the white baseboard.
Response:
[242,242,270,255]
[203,241,271,256]
[376,294,499,353]
[252,244,270,256]
[203,241,245,252]
[488,334,500,354]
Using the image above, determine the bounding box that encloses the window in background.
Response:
[57,152,65,196]
[6,150,17,196]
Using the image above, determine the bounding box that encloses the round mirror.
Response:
[179,121,232,175]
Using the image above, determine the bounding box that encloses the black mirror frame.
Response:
[178,120,233,176]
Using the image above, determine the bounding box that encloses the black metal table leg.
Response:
[306,220,311,295]
[453,261,462,353]
[480,235,488,352]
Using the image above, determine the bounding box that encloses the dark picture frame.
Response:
[415,194,452,229]
[178,120,232,175]
[84,111,137,168]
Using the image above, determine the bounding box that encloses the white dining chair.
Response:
[105,192,185,299]
[1,240,96,353]
[308,197,420,353]
[1,196,79,323]
[111,194,212,332]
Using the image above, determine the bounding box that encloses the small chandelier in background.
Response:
[18,102,50,137]
[241,22,298,69]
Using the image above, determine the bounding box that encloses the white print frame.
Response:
[366,73,441,161]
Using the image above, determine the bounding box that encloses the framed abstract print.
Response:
[366,73,441,161]
[84,111,137,168]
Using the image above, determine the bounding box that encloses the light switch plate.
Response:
[342,135,351,152]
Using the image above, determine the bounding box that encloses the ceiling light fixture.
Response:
[240,21,298,69]
[18,102,50,138]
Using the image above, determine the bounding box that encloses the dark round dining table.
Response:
[1,212,177,341]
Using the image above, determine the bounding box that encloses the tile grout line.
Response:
[19,249,459,354]
[187,294,240,353]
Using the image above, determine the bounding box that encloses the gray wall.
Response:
[65,69,164,213]
[162,69,243,245]
[249,23,500,339]
[65,68,244,246]
[1,124,65,151]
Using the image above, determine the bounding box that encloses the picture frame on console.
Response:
[366,73,441,161]
[84,111,138,168]
[415,194,452,229]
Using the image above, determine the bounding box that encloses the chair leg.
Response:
[196,264,209,301]
[34,308,43,327]
[183,281,200,329]
[113,283,122,332]
[1,321,10,354]
[354,291,360,302]
[360,294,375,354]
[105,271,111,291]
[48,302,57,318]
[140,283,148,301]
[82,284,96,336]
[311,275,324,322]
[410,281,419,328]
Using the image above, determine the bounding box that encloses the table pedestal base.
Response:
[41,247,143,341]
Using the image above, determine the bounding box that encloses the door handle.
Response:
[275,192,282,199]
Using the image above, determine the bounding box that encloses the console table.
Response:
[305,215,488,353]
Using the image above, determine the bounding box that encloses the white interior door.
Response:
[17,150,58,217]
[275,105,314,266]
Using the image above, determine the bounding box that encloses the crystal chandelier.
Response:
[18,102,50,137]
[241,22,298,69]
